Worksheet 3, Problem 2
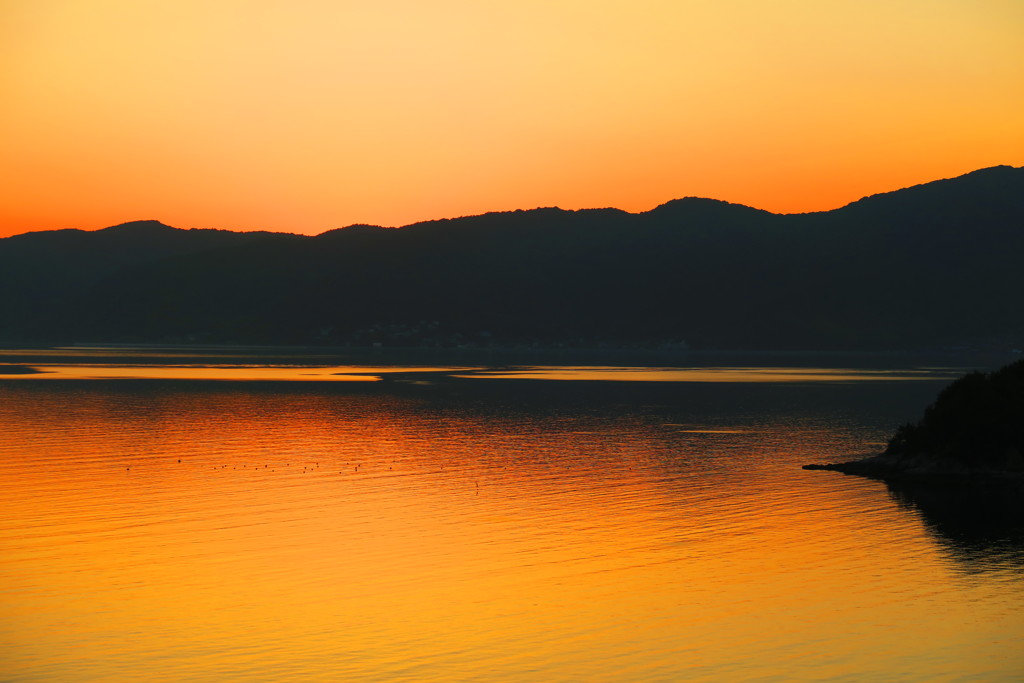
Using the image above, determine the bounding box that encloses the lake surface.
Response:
[1,349,1022,681]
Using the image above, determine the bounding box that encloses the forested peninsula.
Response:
[805,359,1024,479]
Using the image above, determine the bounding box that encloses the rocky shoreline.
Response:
[803,451,1024,481]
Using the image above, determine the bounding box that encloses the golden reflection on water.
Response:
[0,377,1021,681]
[0,365,480,382]
[22,365,383,381]
[0,363,964,384]
[455,366,961,382]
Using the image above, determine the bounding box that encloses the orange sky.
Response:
[2,0,1022,238]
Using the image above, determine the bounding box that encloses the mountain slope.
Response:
[1,167,1021,349]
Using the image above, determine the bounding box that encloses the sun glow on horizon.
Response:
[2,0,1022,237]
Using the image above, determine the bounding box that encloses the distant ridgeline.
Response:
[1,165,1023,350]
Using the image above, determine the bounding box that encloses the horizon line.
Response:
[7,164,1020,240]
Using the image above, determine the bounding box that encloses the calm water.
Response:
[1,351,1022,681]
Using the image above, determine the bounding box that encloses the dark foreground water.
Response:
[1,351,1022,681]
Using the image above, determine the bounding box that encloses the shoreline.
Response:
[803,452,1024,482]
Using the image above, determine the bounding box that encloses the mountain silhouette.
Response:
[2,166,1022,349]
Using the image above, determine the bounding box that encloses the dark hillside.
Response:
[805,359,1024,479]
[885,359,1024,469]
[1,166,1021,349]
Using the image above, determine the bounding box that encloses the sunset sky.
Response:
[2,0,1022,237]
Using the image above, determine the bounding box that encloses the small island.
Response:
[805,359,1024,480]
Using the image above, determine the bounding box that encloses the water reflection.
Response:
[0,345,970,385]
[1,364,1022,681]
[885,477,1024,572]
[455,366,962,383]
